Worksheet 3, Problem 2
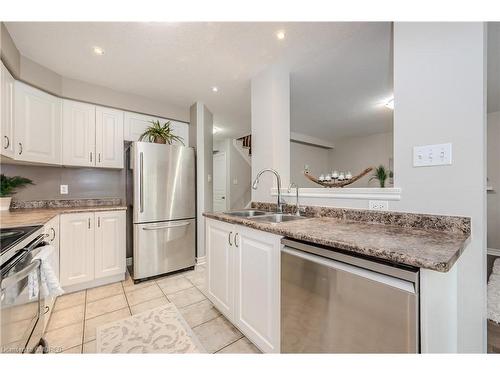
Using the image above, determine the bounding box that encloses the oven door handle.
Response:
[0,259,41,292]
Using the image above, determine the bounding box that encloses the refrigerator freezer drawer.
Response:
[133,219,195,280]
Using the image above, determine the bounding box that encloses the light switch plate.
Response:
[413,143,452,167]
[368,200,388,211]
[60,184,68,195]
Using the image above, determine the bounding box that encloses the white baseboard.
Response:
[196,256,206,265]
[62,273,126,294]
[488,248,500,257]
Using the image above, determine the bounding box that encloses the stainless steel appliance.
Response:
[1,226,49,354]
[281,239,419,353]
[130,142,196,281]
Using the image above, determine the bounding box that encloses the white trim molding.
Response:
[271,187,402,201]
[196,256,207,265]
[488,248,500,257]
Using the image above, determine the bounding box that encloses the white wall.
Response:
[251,65,290,202]
[190,102,213,259]
[488,111,500,250]
[391,22,486,353]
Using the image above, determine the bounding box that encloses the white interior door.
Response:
[213,152,228,212]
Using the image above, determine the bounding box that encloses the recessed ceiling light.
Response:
[93,46,105,56]
[212,86,219,93]
[276,31,286,40]
[384,98,394,110]
[213,126,220,134]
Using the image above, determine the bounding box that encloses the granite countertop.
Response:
[0,203,127,228]
[203,207,471,273]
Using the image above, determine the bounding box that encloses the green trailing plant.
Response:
[369,165,392,188]
[0,174,34,197]
[139,120,185,145]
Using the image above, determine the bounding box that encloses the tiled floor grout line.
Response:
[190,314,221,329]
[213,337,245,354]
[121,281,133,315]
[80,290,87,353]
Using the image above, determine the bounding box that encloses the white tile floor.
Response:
[45,265,260,354]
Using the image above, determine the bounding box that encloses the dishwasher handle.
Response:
[282,247,416,294]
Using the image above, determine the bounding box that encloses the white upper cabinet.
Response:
[1,62,15,158]
[62,99,96,167]
[96,106,124,168]
[124,111,189,146]
[14,81,62,165]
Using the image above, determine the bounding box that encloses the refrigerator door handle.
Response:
[139,151,144,213]
[141,221,191,230]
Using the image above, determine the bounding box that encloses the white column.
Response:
[251,64,290,203]
[189,102,213,260]
[393,22,487,352]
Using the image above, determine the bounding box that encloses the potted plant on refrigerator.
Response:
[139,120,185,145]
[0,174,34,211]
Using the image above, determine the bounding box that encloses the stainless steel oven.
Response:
[1,227,48,354]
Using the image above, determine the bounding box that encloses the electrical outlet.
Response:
[368,200,388,211]
[60,184,68,195]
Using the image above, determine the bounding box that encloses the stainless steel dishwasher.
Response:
[281,239,419,353]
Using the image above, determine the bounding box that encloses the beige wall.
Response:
[290,141,330,188]
[488,111,500,250]
[328,131,393,188]
[290,131,393,188]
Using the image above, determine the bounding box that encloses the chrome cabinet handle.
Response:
[50,227,56,242]
[18,142,23,155]
[98,153,101,163]
[0,259,41,290]
[88,218,91,229]
[228,231,233,246]
[139,152,144,213]
[44,305,50,314]
[97,216,101,228]
[90,152,93,163]
[142,222,190,230]
[234,233,239,248]
[3,135,9,149]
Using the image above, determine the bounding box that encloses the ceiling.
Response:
[5,22,497,142]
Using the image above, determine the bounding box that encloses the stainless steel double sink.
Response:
[223,209,307,224]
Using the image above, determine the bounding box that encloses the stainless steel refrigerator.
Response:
[129,142,196,280]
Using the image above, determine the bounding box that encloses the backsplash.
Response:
[10,198,123,209]
[1,164,126,201]
[251,201,471,235]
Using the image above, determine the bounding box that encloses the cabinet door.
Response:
[1,62,15,158]
[94,210,125,279]
[62,99,96,167]
[234,226,281,353]
[43,215,60,332]
[14,81,62,165]
[205,219,234,319]
[123,111,156,141]
[59,213,94,287]
[96,106,124,168]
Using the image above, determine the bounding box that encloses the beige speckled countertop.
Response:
[204,208,471,272]
[0,205,127,228]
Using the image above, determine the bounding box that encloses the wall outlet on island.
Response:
[60,184,69,195]
[368,200,388,211]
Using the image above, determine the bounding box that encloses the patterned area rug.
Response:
[96,303,207,353]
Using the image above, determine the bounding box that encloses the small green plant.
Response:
[369,165,392,188]
[139,120,185,145]
[0,174,34,197]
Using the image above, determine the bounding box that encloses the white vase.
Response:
[0,197,12,211]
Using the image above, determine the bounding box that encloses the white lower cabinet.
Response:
[60,210,125,289]
[205,218,282,353]
[43,215,60,332]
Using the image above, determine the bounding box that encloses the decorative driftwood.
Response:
[304,167,373,188]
